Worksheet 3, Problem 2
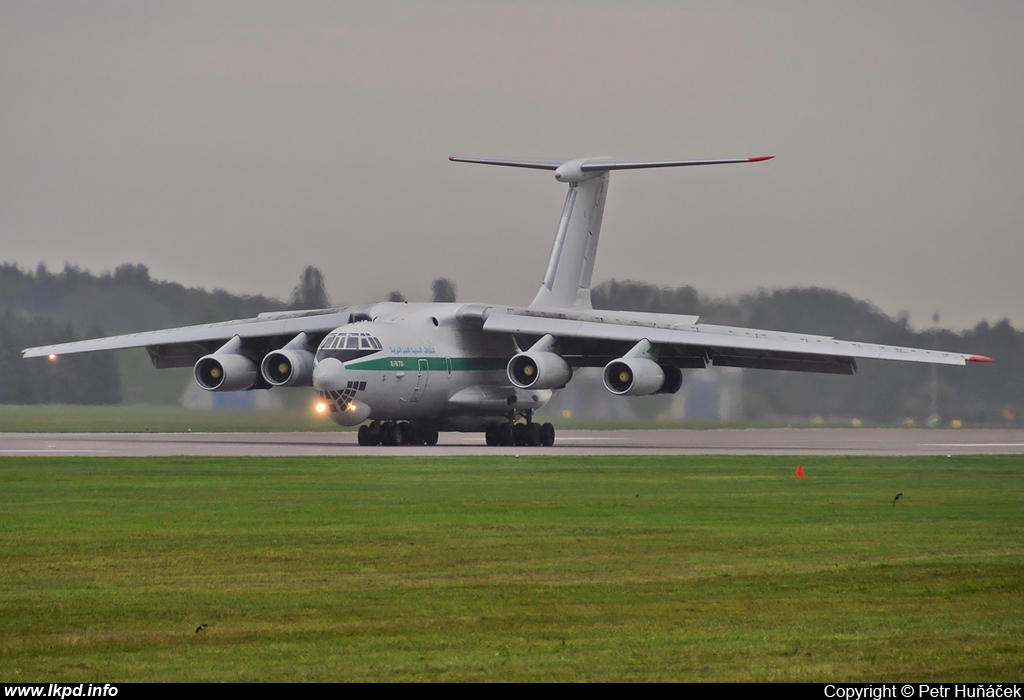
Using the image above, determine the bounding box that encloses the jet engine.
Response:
[261,349,315,387]
[602,358,683,396]
[508,351,572,390]
[507,335,572,390]
[603,357,663,396]
[602,338,682,396]
[193,335,258,391]
[194,352,258,391]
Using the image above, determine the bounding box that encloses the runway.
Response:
[3,428,1024,457]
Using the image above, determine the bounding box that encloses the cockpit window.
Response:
[316,331,382,364]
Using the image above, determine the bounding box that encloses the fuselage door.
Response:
[410,358,430,403]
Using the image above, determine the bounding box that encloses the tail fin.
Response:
[449,155,773,309]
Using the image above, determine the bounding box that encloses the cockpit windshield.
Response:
[316,331,383,363]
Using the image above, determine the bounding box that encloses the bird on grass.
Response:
[892,493,903,507]
[195,624,208,634]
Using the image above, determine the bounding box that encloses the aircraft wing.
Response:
[478,308,991,374]
[22,308,355,368]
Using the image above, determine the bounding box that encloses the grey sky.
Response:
[2,1,1021,330]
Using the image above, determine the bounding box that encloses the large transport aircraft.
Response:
[23,155,993,447]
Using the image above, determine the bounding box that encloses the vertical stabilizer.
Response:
[530,171,608,309]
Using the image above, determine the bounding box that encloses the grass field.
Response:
[1,455,1021,682]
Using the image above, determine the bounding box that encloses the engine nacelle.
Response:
[603,357,675,396]
[194,353,258,392]
[508,351,572,390]
[261,349,315,387]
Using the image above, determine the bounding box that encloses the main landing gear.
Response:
[484,411,555,447]
[357,420,439,447]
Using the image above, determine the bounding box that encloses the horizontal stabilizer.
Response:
[450,155,774,177]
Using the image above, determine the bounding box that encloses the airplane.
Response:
[22,154,993,447]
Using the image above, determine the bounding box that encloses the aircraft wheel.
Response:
[423,430,439,446]
[485,423,498,446]
[381,422,396,447]
[540,422,555,447]
[393,422,407,446]
[498,423,514,447]
[357,424,369,446]
[367,421,382,446]
[513,422,528,447]
[527,422,542,447]
[399,422,418,445]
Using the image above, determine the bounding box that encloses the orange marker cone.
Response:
[795,464,805,478]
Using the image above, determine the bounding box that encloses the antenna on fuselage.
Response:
[450,154,773,310]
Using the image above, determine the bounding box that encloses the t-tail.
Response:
[450,154,774,309]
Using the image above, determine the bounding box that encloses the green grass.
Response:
[1,455,1022,681]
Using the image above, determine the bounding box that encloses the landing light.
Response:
[315,402,328,414]
[48,354,57,362]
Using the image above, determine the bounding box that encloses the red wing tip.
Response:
[968,355,994,363]
[748,155,775,162]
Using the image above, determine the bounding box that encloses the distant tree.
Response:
[0,310,120,404]
[113,263,151,285]
[431,277,458,303]
[386,291,406,303]
[592,279,700,315]
[289,266,331,310]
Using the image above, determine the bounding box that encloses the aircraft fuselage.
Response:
[311,303,552,432]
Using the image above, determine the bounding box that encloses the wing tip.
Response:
[748,155,775,162]
[968,355,994,363]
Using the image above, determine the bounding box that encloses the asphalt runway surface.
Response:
[3,428,1024,457]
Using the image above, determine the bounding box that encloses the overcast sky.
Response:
[2,1,1022,330]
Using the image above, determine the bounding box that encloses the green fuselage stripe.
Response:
[344,357,508,372]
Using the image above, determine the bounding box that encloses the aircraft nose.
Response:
[312,357,345,391]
